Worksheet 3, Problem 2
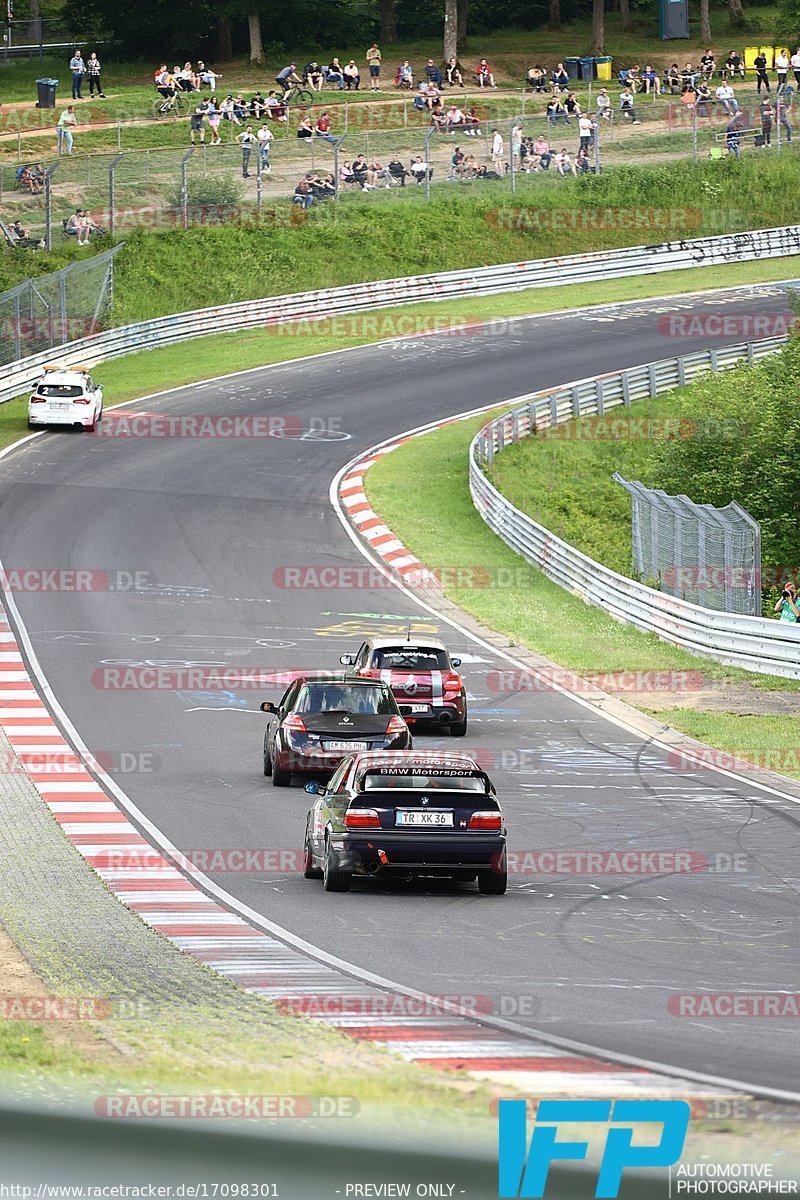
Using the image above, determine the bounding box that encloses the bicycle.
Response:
[151,90,188,119]
[282,83,314,106]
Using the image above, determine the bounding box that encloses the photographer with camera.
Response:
[774,580,799,622]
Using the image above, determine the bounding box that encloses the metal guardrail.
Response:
[469,336,800,680]
[1,223,799,408]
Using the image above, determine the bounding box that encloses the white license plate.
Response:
[50,403,69,411]
[396,811,453,827]
[409,704,429,713]
[324,740,368,751]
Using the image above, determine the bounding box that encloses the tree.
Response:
[247,10,264,62]
[457,0,468,49]
[700,0,711,44]
[591,0,604,55]
[548,0,561,30]
[217,15,233,59]
[729,0,745,28]
[443,0,457,62]
[619,0,632,33]
[380,0,397,43]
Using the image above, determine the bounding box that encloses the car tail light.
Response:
[283,714,306,733]
[360,668,380,679]
[345,808,381,829]
[73,397,91,405]
[385,715,408,737]
[443,672,462,692]
[30,396,46,404]
[469,811,503,830]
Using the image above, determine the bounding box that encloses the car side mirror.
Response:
[304,781,319,795]
[260,701,277,714]
[339,654,354,666]
[451,657,461,668]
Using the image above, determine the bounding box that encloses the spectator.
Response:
[778,98,792,142]
[206,97,222,144]
[510,124,523,165]
[409,155,431,184]
[293,179,314,208]
[17,163,44,194]
[173,64,195,92]
[695,80,712,117]
[324,58,345,89]
[491,127,504,173]
[219,95,242,125]
[154,65,176,98]
[448,145,465,178]
[396,60,414,88]
[425,59,443,86]
[664,63,682,93]
[464,107,481,136]
[236,125,256,176]
[564,91,581,117]
[462,153,479,177]
[312,173,336,199]
[445,58,464,87]
[723,50,745,80]
[387,155,408,185]
[759,96,773,145]
[551,62,569,92]
[578,113,595,152]
[189,99,207,145]
[315,111,336,143]
[445,104,465,133]
[430,103,448,133]
[69,49,86,99]
[715,81,738,115]
[595,88,611,120]
[232,94,247,122]
[619,87,640,123]
[276,63,302,94]
[197,61,222,90]
[792,47,800,88]
[86,52,105,98]
[8,218,40,249]
[304,62,324,91]
[776,50,789,92]
[699,51,716,79]
[774,581,799,621]
[183,62,200,89]
[250,91,266,118]
[352,154,368,186]
[265,91,288,123]
[640,65,661,94]
[626,65,642,92]
[554,146,576,175]
[477,58,496,88]
[64,209,81,237]
[725,117,742,158]
[527,64,547,92]
[366,43,382,91]
[531,134,551,169]
[547,96,569,126]
[754,51,770,94]
[575,145,592,173]
[81,209,106,243]
[297,115,313,139]
[56,105,77,155]
[343,60,360,90]
[681,83,697,112]
[339,160,356,188]
[366,157,390,188]
[680,62,697,91]
[257,122,274,171]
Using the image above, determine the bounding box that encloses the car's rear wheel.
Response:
[271,758,291,787]
[303,835,323,879]
[323,839,351,892]
[477,850,507,895]
[450,712,468,737]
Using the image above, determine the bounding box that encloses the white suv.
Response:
[28,366,103,431]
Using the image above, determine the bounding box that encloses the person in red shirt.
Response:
[314,111,336,143]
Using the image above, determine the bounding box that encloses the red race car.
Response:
[340,636,468,736]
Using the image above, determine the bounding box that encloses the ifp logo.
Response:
[498,1099,689,1197]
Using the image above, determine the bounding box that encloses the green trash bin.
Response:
[564,57,581,80]
[579,56,595,80]
[35,78,58,108]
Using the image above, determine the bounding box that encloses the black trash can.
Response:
[564,57,581,80]
[579,56,595,80]
[35,78,58,109]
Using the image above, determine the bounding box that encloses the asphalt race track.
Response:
[2,284,799,1095]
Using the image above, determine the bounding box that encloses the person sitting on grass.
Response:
[425,59,443,86]
[64,208,81,238]
[265,91,288,122]
[464,106,482,136]
[664,63,681,93]
[595,88,611,120]
[352,154,369,186]
[197,61,222,90]
[723,50,746,80]
[575,145,592,173]
[619,87,640,123]
[296,115,314,139]
[8,218,40,249]
[547,96,569,125]
[531,134,552,170]
[445,58,464,86]
[315,110,336,143]
[527,64,547,92]
[304,62,324,91]
[476,58,496,87]
[387,155,409,185]
[292,178,314,208]
[17,163,44,194]
[554,146,577,175]
[551,62,570,92]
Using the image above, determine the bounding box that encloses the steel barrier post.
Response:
[43,162,59,251]
[108,153,123,239]
[180,148,194,231]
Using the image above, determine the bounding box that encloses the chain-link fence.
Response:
[0,245,119,364]
[614,473,762,615]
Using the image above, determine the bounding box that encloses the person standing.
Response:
[775,49,789,92]
[257,122,274,172]
[237,125,257,176]
[366,43,381,91]
[778,98,792,142]
[189,99,207,145]
[206,97,222,144]
[759,96,773,145]
[578,113,595,152]
[56,105,77,154]
[754,50,770,94]
[491,128,504,173]
[86,52,105,98]
[69,49,86,99]
[792,47,800,87]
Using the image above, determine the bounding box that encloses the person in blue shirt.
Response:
[70,49,86,99]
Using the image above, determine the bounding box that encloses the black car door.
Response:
[270,680,301,757]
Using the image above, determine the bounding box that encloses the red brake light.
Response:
[283,713,306,732]
[443,672,462,692]
[469,811,502,830]
[386,715,408,736]
[30,396,46,404]
[73,397,91,405]
[345,808,381,829]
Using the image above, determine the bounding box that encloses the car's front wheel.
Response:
[303,835,323,879]
[323,839,351,892]
[263,737,272,777]
[477,850,507,895]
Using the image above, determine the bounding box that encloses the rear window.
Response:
[372,647,449,670]
[37,383,84,398]
[363,773,486,792]
[294,683,396,716]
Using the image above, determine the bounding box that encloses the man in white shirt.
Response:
[257,123,274,173]
[715,82,738,115]
[491,129,504,173]
[578,114,595,151]
[595,88,611,120]
[776,51,789,91]
[792,48,800,86]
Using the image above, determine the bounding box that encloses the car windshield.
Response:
[362,773,485,791]
[372,647,449,670]
[37,384,83,397]
[294,684,395,715]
